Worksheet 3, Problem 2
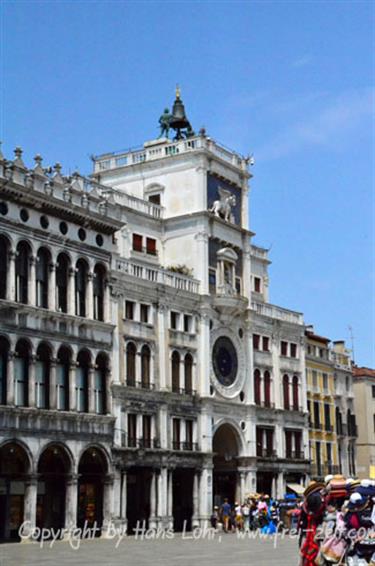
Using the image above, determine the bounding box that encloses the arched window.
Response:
[292,375,299,411]
[0,236,9,300]
[56,346,70,411]
[93,264,106,322]
[283,374,290,410]
[184,353,193,394]
[171,351,180,393]
[254,369,261,405]
[264,371,271,407]
[141,345,150,389]
[14,339,30,406]
[75,259,88,317]
[126,343,136,386]
[35,343,51,409]
[36,248,50,308]
[15,241,31,304]
[95,353,108,414]
[0,336,9,404]
[56,253,69,313]
[76,350,90,412]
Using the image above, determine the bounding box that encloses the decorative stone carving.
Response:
[209,187,236,223]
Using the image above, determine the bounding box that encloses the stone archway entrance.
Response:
[0,442,30,541]
[213,424,241,506]
[78,447,107,535]
[37,444,71,532]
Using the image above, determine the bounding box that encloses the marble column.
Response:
[101,475,114,537]
[87,272,94,319]
[68,361,77,411]
[88,365,95,413]
[120,471,127,523]
[68,267,75,315]
[29,256,36,306]
[149,470,157,529]
[157,468,168,523]
[167,470,173,528]
[28,355,36,408]
[22,474,38,539]
[49,358,57,410]
[7,250,16,301]
[64,474,78,531]
[48,262,56,311]
[157,304,167,390]
[6,351,15,405]
[192,471,200,528]
[199,468,212,526]
[198,311,210,397]
[104,280,111,323]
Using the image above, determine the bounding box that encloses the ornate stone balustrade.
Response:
[115,259,200,294]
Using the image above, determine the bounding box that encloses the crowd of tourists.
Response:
[298,475,375,565]
[210,494,289,534]
[210,476,375,564]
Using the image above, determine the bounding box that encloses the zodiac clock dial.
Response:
[212,336,238,387]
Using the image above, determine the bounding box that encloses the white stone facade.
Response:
[0,132,309,541]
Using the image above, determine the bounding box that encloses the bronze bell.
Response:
[169,86,191,139]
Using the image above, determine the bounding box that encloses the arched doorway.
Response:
[0,442,30,541]
[36,444,71,532]
[78,447,107,535]
[213,423,241,507]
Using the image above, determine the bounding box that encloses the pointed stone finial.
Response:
[34,154,43,166]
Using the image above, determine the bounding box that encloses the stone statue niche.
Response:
[210,187,236,223]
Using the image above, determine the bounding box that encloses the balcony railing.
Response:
[125,379,155,390]
[93,136,247,174]
[172,441,198,451]
[257,449,277,459]
[123,435,160,449]
[171,387,196,396]
[251,301,304,325]
[286,451,304,460]
[116,258,200,294]
[310,463,340,477]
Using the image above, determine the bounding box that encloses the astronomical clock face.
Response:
[212,336,238,387]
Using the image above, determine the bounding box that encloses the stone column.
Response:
[239,471,246,502]
[6,351,15,405]
[87,272,94,319]
[112,470,121,521]
[136,351,142,386]
[22,474,38,539]
[7,250,16,301]
[192,471,200,528]
[69,361,77,411]
[104,280,111,323]
[68,267,75,315]
[101,475,114,537]
[157,468,168,524]
[64,474,78,531]
[276,472,285,500]
[198,310,210,397]
[167,470,173,529]
[48,262,56,311]
[194,230,209,294]
[88,364,95,413]
[29,256,36,306]
[28,355,36,408]
[199,467,212,526]
[49,358,57,410]
[157,304,167,390]
[121,471,127,523]
[149,470,157,529]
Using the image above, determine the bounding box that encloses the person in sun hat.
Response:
[344,492,369,530]
[298,481,326,566]
[346,477,361,495]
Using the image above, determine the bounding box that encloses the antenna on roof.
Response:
[348,325,355,364]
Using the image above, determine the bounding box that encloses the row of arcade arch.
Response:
[0,441,110,542]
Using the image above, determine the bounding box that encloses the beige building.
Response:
[352,366,375,479]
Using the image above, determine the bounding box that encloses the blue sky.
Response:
[1,1,374,365]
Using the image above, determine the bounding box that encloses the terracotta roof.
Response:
[305,330,330,344]
[352,366,375,378]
